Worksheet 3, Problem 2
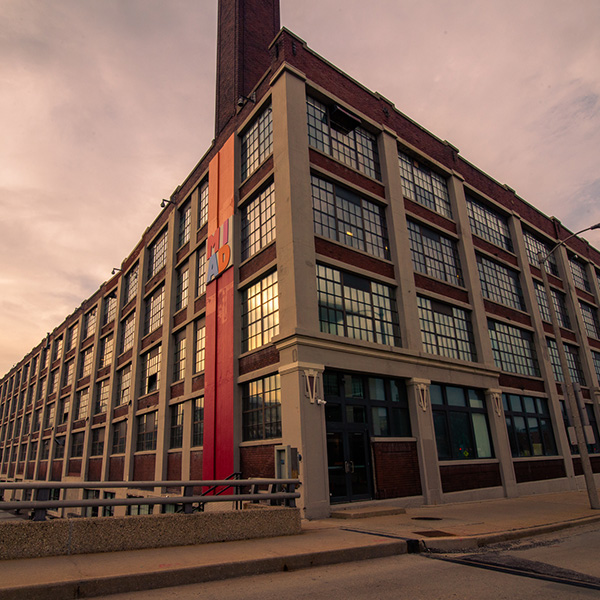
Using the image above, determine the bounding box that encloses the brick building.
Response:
[2,0,600,519]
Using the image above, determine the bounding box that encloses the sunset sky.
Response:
[1,0,599,376]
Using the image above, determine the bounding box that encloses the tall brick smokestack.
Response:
[215,0,281,136]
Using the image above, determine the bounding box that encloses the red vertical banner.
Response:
[203,135,235,481]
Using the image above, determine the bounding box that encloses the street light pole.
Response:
[537,222,600,510]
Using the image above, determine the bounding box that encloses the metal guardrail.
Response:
[0,478,301,521]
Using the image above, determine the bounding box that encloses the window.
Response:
[488,320,540,377]
[147,228,168,279]
[175,265,189,312]
[430,384,493,460]
[241,272,279,352]
[407,220,463,286]
[54,436,65,459]
[307,96,380,180]
[173,331,186,381]
[83,489,100,518]
[476,254,525,310]
[546,339,586,385]
[79,347,94,379]
[51,336,63,363]
[124,263,139,304]
[194,321,206,374]
[103,491,115,517]
[417,296,476,362]
[178,201,191,248]
[398,151,451,218]
[198,178,209,229]
[71,432,85,457]
[82,308,97,340]
[503,394,557,457]
[466,195,513,251]
[569,256,591,292]
[40,439,50,460]
[593,351,600,384]
[48,369,59,395]
[144,286,165,335]
[112,420,127,454]
[120,313,136,354]
[533,281,571,329]
[317,265,400,346]
[137,412,157,451]
[74,388,89,421]
[561,401,600,455]
[94,379,109,414]
[66,324,79,352]
[43,403,55,429]
[32,409,41,432]
[99,335,113,369]
[28,440,38,461]
[140,345,161,395]
[169,404,184,449]
[196,244,206,297]
[242,374,281,441]
[57,396,70,425]
[192,397,204,446]
[116,364,132,406]
[102,295,117,326]
[90,428,104,456]
[522,231,559,276]
[241,182,276,261]
[324,372,411,438]
[62,360,74,387]
[241,104,273,180]
[311,176,389,259]
[580,302,600,339]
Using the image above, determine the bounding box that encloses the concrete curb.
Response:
[420,514,600,553]
[0,539,408,600]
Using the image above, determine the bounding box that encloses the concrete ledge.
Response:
[0,507,301,560]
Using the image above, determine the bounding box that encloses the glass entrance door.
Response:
[326,428,372,503]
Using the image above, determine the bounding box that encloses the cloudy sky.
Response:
[1,0,599,376]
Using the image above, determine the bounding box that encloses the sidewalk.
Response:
[1,490,600,600]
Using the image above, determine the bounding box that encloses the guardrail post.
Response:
[32,488,50,521]
[183,485,193,514]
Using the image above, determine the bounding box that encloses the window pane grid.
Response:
[116,365,131,406]
[242,374,281,441]
[136,412,157,452]
[477,254,525,310]
[417,296,476,362]
[523,231,559,276]
[144,286,165,335]
[194,322,206,373]
[140,345,161,395]
[399,152,452,218]
[317,265,400,346]
[307,96,380,180]
[580,302,600,338]
[533,281,571,329]
[178,202,191,248]
[241,272,279,352]
[147,229,168,279]
[466,196,513,251]
[408,220,463,286]
[241,182,276,261]
[198,179,209,228]
[169,404,184,449]
[570,257,591,292]
[241,105,273,180]
[196,245,206,297]
[488,320,540,377]
[173,333,186,382]
[120,313,136,354]
[175,267,189,312]
[192,397,204,447]
[124,263,139,304]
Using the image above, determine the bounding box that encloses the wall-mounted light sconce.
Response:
[237,92,256,108]
[160,199,174,208]
[111,268,121,275]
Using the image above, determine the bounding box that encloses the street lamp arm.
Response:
[538,222,600,266]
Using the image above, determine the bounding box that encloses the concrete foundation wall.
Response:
[0,507,301,560]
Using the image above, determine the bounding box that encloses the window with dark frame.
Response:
[140,345,161,395]
[533,281,571,329]
[311,175,390,260]
[317,264,400,346]
[241,104,273,180]
[522,231,559,276]
[147,228,168,280]
[465,195,513,251]
[569,256,591,292]
[430,384,493,460]
[178,201,191,248]
[488,320,540,377]
[503,394,557,457]
[123,263,139,305]
[144,286,165,335]
[91,428,104,456]
[476,254,525,311]
[241,181,276,261]
[198,178,209,229]
[136,412,157,452]
[241,271,279,352]
[192,397,204,447]
[242,374,281,441]
[71,431,85,458]
[112,420,127,454]
[169,403,184,449]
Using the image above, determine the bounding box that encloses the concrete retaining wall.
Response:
[0,507,301,560]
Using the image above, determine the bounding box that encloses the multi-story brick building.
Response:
[2,0,600,519]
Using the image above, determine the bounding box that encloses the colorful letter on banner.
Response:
[203,135,235,481]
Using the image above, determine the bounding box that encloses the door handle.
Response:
[345,461,355,474]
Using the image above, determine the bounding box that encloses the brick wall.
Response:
[133,454,156,481]
[240,444,277,478]
[108,456,125,481]
[372,440,422,499]
[87,457,103,481]
[514,458,566,483]
[439,462,502,493]
[167,452,182,480]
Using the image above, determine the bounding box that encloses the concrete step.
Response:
[330,506,407,519]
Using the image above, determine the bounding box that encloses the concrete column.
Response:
[485,388,518,497]
[407,378,442,504]
[278,357,330,519]
[379,129,422,350]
